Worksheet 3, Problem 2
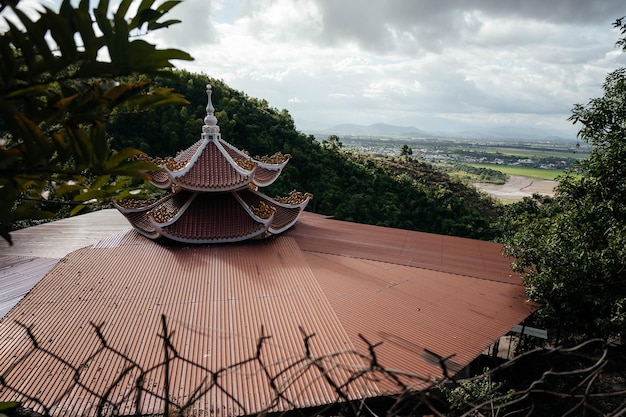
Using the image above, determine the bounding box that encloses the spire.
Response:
[114,80,312,244]
[202,84,220,139]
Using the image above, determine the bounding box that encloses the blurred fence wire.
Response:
[1,315,625,417]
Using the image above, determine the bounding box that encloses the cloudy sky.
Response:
[144,0,626,138]
[8,0,626,137]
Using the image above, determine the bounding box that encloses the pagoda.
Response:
[114,84,312,243]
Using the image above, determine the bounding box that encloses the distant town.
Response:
[310,131,589,173]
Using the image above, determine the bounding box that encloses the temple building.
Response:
[114,84,311,243]
[0,83,538,417]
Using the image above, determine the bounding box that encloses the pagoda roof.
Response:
[116,83,309,243]
[114,189,311,243]
[147,138,288,192]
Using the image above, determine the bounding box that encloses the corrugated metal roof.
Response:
[0,210,132,320]
[0,209,130,259]
[0,256,58,318]
[0,210,536,416]
[289,212,520,284]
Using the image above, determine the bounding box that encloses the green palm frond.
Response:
[0,0,194,244]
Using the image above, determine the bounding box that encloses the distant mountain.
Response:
[452,125,572,141]
[307,122,575,142]
[321,123,430,137]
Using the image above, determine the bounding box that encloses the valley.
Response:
[312,131,583,202]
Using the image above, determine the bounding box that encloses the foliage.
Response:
[0,0,193,244]
[322,134,343,151]
[440,368,514,415]
[451,163,508,184]
[499,19,626,338]
[399,143,412,158]
[0,402,18,417]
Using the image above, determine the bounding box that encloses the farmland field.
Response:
[474,175,558,202]
[456,146,586,159]
[469,164,566,180]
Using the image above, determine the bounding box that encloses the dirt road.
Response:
[475,175,557,202]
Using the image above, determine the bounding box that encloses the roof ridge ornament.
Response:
[114,80,313,243]
[202,84,220,138]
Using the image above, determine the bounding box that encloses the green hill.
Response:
[107,71,502,240]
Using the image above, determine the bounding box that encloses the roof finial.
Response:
[203,84,220,137]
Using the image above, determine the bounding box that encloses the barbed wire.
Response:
[1,316,625,417]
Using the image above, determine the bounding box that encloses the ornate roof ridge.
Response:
[115,81,312,243]
[169,139,258,192]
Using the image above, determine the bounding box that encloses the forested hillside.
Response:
[107,70,502,240]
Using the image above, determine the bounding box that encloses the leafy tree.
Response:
[500,18,626,338]
[321,134,343,151]
[0,0,193,244]
[400,144,412,158]
[440,368,514,415]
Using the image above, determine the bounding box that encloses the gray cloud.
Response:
[309,0,625,53]
[147,0,219,48]
[141,0,625,137]
[7,0,624,139]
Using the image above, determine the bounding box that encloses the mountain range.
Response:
[317,123,430,137]
[305,122,575,142]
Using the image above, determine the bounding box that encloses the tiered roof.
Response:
[114,85,312,243]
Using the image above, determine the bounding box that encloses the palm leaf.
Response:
[129,0,157,29]
[42,5,78,64]
[1,0,194,244]
[0,35,17,85]
[11,8,56,69]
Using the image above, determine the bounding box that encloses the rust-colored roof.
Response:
[0,210,132,318]
[0,209,536,417]
[0,256,58,318]
[289,212,521,284]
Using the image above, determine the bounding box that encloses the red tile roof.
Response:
[148,138,288,194]
[115,189,312,243]
[173,139,253,191]
[118,136,308,243]
[117,84,309,243]
[160,193,270,243]
[0,210,536,417]
[238,189,308,234]
[251,165,281,186]
[175,138,204,162]
[218,141,286,187]
[147,170,172,188]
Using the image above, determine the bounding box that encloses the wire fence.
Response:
[1,315,625,417]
